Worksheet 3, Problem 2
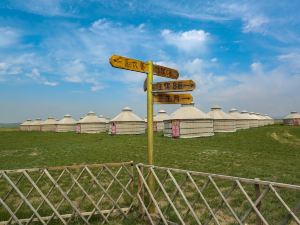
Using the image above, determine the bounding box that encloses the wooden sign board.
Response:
[109,55,179,79]
[152,80,195,92]
[153,93,193,104]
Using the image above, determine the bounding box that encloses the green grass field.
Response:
[0,125,299,184]
[0,125,299,224]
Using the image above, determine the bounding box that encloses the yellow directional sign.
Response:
[152,80,195,92]
[109,55,179,79]
[153,93,193,104]
[110,55,147,73]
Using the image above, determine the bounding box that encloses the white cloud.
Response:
[0,27,19,48]
[250,62,263,74]
[26,68,58,86]
[243,16,269,33]
[161,29,210,53]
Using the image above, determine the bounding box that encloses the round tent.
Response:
[255,113,266,127]
[248,112,259,128]
[283,111,300,126]
[154,110,170,132]
[264,114,274,125]
[207,105,236,132]
[240,111,253,128]
[164,103,214,138]
[228,108,250,130]
[77,112,106,133]
[41,117,58,132]
[29,118,43,131]
[56,114,77,132]
[109,107,145,135]
[20,119,32,131]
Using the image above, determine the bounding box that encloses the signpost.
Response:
[109,54,195,213]
[153,93,193,104]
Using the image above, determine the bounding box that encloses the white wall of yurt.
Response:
[207,105,236,132]
[228,108,250,129]
[109,107,145,135]
[56,114,77,132]
[29,119,43,131]
[77,112,106,133]
[283,112,300,126]
[154,110,169,132]
[41,117,58,132]
[164,103,214,138]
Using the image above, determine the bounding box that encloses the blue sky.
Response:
[0,0,300,122]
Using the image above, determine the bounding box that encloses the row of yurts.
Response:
[20,104,275,138]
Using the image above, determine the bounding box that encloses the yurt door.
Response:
[76,124,81,133]
[111,122,117,134]
[172,120,180,138]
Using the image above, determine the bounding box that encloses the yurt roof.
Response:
[255,113,265,120]
[154,110,170,122]
[110,107,144,122]
[43,117,58,125]
[79,112,106,124]
[228,108,244,119]
[240,110,253,119]
[249,112,261,120]
[58,114,77,125]
[207,105,233,120]
[168,103,211,120]
[264,114,273,120]
[31,118,43,126]
[99,115,109,123]
[21,119,32,126]
[284,111,300,119]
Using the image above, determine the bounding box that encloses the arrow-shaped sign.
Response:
[153,93,193,104]
[109,55,179,79]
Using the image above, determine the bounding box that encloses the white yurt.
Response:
[20,119,32,131]
[41,117,58,132]
[264,114,274,125]
[109,107,145,135]
[56,114,77,132]
[255,113,266,126]
[154,110,170,132]
[29,118,43,131]
[248,112,259,128]
[207,105,236,132]
[164,103,214,138]
[228,108,250,130]
[77,112,106,133]
[240,111,253,128]
[283,111,300,126]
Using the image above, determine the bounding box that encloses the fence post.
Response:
[130,162,134,196]
[138,165,145,216]
[255,178,262,225]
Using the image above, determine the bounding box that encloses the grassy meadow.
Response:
[0,125,299,225]
[0,125,299,185]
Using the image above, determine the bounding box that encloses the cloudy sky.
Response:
[0,0,300,122]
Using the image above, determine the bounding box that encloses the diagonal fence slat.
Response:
[0,162,134,225]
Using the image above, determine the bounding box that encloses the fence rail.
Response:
[137,164,300,225]
[0,162,134,225]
